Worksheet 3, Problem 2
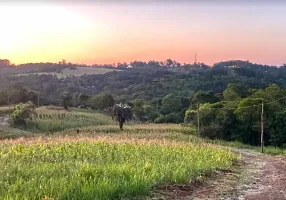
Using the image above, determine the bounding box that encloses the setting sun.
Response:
[0,4,94,64]
[0,1,286,65]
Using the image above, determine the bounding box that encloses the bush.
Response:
[10,102,36,128]
[154,113,182,123]
[143,105,159,122]
[88,93,114,110]
[269,110,286,147]
[200,122,223,139]
[184,109,197,124]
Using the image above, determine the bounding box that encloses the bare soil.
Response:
[234,149,286,200]
[152,149,286,200]
[0,115,34,138]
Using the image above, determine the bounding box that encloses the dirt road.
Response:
[0,115,33,138]
[0,115,8,126]
[231,149,286,200]
[154,149,286,200]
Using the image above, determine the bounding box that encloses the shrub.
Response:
[184,109,197,124]
[10,102,36,128]
[154,113,182,123]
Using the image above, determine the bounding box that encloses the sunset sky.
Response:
[0,1,286,66]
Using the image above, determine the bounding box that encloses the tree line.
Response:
[185,84,286,147]
[1,59,286,146]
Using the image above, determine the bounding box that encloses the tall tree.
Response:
[61,91,72,110]
[160,94,182,115]
[223,83,249,101]
[89,93,114,110]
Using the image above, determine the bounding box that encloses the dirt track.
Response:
[0,115,33,138]
[233,149,286,200]
[154,149,286,200]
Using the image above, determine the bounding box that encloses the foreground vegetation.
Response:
[0,104,284,199]
[26,107,114,132]
[0,107,285,199]
[0,106,14,115]
[57,124,286,156]
[0,132,236,199]
[2,103,285,156]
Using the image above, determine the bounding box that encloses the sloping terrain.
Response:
[156,149,286,200]
[0,115,34,139]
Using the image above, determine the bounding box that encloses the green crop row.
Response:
[0,139,236,200]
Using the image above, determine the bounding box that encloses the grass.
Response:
[0,130,37,140]
[0,111,237,199]
[26,107,114,133]
[64,124,286,156]
[0,106,284,199]
[0,137,236,200]
[200,138,286,156]
[16,67,120,78]
[0,106,14,116]
[5,104,286,156]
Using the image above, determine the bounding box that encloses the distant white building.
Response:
[127,64,133,69]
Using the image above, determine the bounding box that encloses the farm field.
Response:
[2,107,286,199]
[0,106,14,115]
[26,106,115,133]
[0,135,236,200]
[0,107,237,199]
[16,67,119,78]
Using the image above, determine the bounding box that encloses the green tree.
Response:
[27,90,40,106]
[0,90,8,105]
[269,110,286,147]
[78,93,90,107]
[71,92,80,107]
[184,109,197,124]
[185,102,238,140]
[7,86,29,104]
[192,91,218,105]
[133,99,145,120]
[198,102,224,139]
[160,94,182,115]
[154,113,182,123]
[61,91,72,110]
[223,83,249,101]
[239,85,286,145]
[10,101,36,128]
[143,105,159,122]
[180,97,191,109]
[234,97,263,145]
[89,93,114,110]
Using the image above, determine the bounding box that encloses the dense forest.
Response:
[1,59,286,146]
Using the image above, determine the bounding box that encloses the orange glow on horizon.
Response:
[0,3,286,66]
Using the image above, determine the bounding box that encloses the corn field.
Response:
[0,107,238,199]
[27,107,114,132]
[0,106,14,116]
[0,136,237,200]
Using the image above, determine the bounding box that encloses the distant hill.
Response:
[16,67,120,78]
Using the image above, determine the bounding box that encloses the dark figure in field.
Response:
[112,103,133,130]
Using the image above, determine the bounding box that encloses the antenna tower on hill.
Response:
[194,53,197,65]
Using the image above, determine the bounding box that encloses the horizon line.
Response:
[1,58,282,67]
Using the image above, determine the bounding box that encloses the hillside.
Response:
[1,60,286,147]
[16,67,119,78]
[0,107,285,199]
[1,60,286,104]
[0,108,236,199]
